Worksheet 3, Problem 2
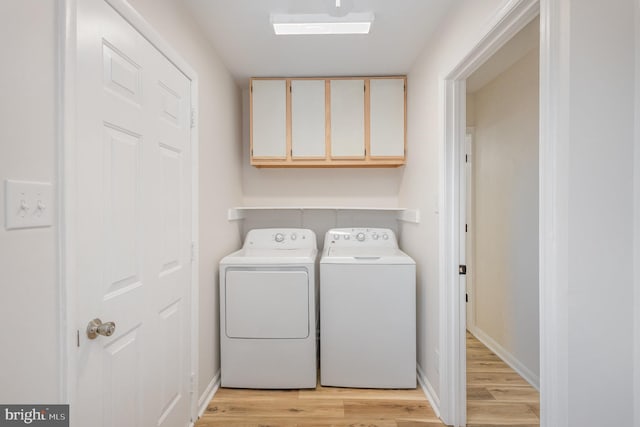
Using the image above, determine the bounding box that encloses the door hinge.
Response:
[77,330,80,347]
[465,224,468,233]
[466,293,469,303]
[459,265,467,275]
[190,108,196,129]
[465,154,468,163]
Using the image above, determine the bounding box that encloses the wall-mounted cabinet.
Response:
[250,76,406,168]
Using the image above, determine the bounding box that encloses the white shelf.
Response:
[228,206,420,224]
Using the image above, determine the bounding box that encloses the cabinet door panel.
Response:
[251,79,287,158]
[330,79,365,158]
[370,78,405,157]
[292,80,326,158]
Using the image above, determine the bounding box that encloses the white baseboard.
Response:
[468,326,540,390]
[197,370,221,420]
[417,364,441,420]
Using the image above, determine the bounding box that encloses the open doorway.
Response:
[437,0,540,424]
[464,17,540,426]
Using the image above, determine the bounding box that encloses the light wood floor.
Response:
[466,331,540,427]
[195,380,442,427]
[195,334,538,427]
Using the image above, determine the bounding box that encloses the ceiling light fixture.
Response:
[271,12,374,35]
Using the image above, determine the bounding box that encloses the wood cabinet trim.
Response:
[286,79,292,160]
[249,79,254,158]
[325,79,332,161]
[364,79,371,161]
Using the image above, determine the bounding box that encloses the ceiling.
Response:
[183,0,463,86]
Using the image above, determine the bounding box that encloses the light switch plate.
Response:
[5,180,53,230]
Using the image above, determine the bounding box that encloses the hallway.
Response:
[467,332,540,426]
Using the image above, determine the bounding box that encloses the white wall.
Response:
[558,0,636,424]
[635,1,640,424]
[406,2,639,422]
[0,1,60,403]
[99,0,244,403]
[241,91,402,208]
[468,47,539,385]
[399,0,504,401]
[466,93,476,127]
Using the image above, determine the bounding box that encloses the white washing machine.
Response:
[320,228,416,388]
[219,228,317,389]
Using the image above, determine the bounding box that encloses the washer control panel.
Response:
[325,228,398,248]
[244,228,317,249]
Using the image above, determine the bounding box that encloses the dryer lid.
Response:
[221,247,317,265]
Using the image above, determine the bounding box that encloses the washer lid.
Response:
[221,247,317,265]
[321,247,415,265]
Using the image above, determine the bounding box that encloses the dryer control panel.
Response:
[324,228,398,248]
[244,228,317,249]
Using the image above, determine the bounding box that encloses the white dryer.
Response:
[320,228,416,388]
[219,228,317,389]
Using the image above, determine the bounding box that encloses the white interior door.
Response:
[464,131,474,328]
[74,1,192,426]
[458,122,468,426]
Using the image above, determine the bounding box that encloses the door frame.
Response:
[437,0,566,425]
[58,0,200,422]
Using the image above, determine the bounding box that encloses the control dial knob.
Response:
[275,233,285,243]
[356,232,366,242]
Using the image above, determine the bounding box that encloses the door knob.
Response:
[86,318,116,339]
